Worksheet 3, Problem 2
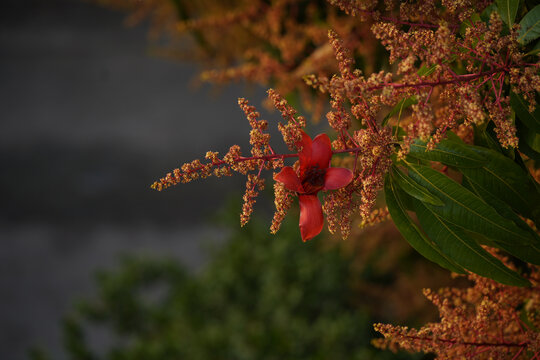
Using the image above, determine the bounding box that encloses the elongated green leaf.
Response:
[525,38,540,56]
[390,166,444,206]
[382,96,417,127]
[518,5,540,45]
[414,200,529,286]
[462,177,540,264]
[466,178,540,241]
[384,176,466,273]
[510,92,540,133]
[405,162,536,247]
[497,0,520,25]
[408,139,488,168]
[445,131,464,143]
[417,56,456,77]
[518,132,540,161]
[523,129,540,153]
[461,146,540,224]
[417,64,437,77]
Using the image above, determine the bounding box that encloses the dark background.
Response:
[0,1,269,358]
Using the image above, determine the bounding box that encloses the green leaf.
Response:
[460,146,540,224]
[481,4,498,22]
[496,0,520,25]
[413,200,529,286]
[384,176,466,274]
[408,139,488,168]
[518,132,540,161]
[382,96,417,127]
[463,177,540,235]
[405,162,537,247]
[392,125,407,141]
[390,166,444,206]
[445,131,464,143]
[461,177,540,264]
[473,123,504,152]
[518,4,540,45]
[417,64,437,77]
[524,128,540,153]
[417,56,457,77]
[510,92,540,133]
[525,38,540,56]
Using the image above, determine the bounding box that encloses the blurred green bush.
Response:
[32,205,427,360]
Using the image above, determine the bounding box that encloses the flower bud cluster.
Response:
[240,174,265,226]
[238,98,271,157]
[268,89,306,151]
[270,179,294,234]
[323,187,355,239]
[375,258,540,359]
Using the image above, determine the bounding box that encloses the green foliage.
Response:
[413,199,528,287]
[382,97,417,127]
[389,166,443,206]
[384,176,466,274]
[48,213,422,360]
[512,92,540,160]
[518,4,540,45]
[386,136,540,286]
[496,0,520,26]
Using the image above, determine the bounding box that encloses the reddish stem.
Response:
[368,65,517,92]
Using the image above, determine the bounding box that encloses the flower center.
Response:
[302,166,326,194]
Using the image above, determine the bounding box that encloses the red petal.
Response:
[298,194,324,242]
[310,134,332,169]
[298,130,312,176]
[323,167,353,190]
[274,166,304,193]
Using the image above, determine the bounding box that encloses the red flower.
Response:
[274,131,353,241]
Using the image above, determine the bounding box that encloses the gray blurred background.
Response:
[0,0,268,358]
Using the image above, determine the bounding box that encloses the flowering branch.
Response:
[374,261,540,359]
[151,2,539,245]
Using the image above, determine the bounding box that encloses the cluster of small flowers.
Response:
[270,179,294,234]
[152,93,304,227]
[360,7,538,151]
[151,0,539,242]
[323,187,354,239]
[374,260,540,359]
[100,0,389,123]
[301,30,397,238]
[326,0,378,21]
[511,66,540,113]
[267,89,306,151]
[240,174,266,226]
[190,0,363,110]
[175,4,260,32]
[238,98,271,157]
[151,98,275,194]
[359,207,390,229]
